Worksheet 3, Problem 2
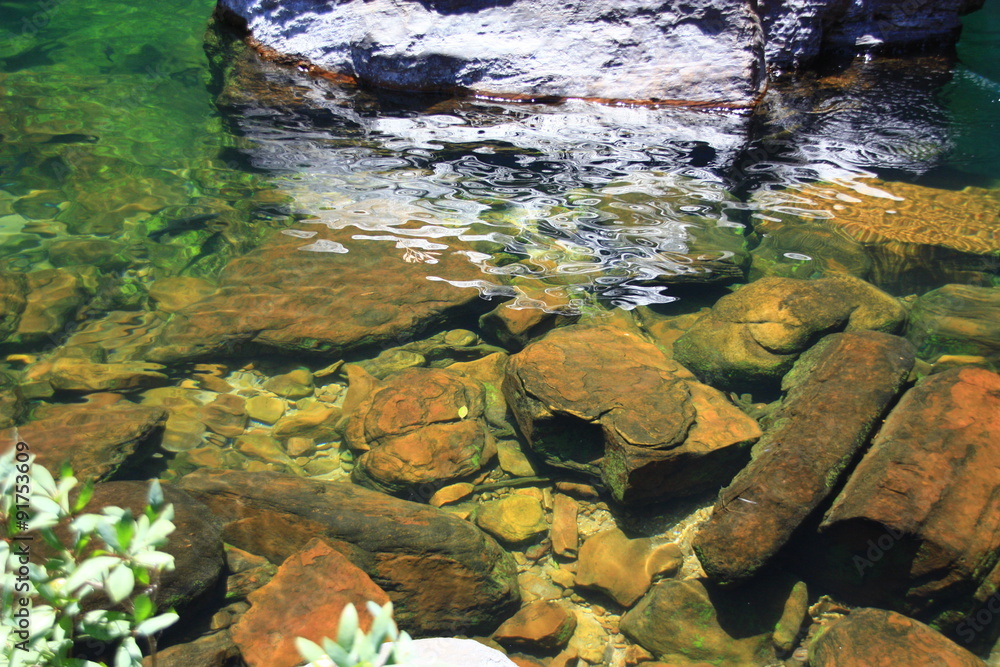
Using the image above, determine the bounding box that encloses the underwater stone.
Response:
[693,331,915,584]
[674,274,906,393]
[178,468,520,635]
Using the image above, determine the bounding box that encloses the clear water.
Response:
[0,1,997,315]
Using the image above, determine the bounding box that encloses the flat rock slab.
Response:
[694,331,914,583]
[674,275,905,392]
[16,394,167,481]
[504,324,761,503]
[806,367,1000,626]
[218,0,765,106]
[177,469,520,635]
[232,538,390,667]
[346,367,495,495]
[149,228,486,362]
[808,608,985,667]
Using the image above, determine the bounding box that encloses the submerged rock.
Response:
[694,331,914,583]
[807,608,986,667]
[906,285,1000,363]
[231,538,390,667]
[620,577,794,665]
[177,469,520,634]
[505,324,761,503]
[575,528,682,608]
[16,394,167,481]
[674,274,905,392]
[801,367,1000,630]
[148,228,487,362]
[493,600,577,653]
[346,368,495,496]
[217,0,765,106]
[476,494,548,546]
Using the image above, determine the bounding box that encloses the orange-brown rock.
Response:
[231,538,389,667]
[808,608,985,667]
[493,600,577,652]
[177,469,520,634]
[148,228,485,362]
[801,367,1000,629]
[575,528,680,608]
[15,394,167,481]
[674,274,905,392]
[347,368,496,495]
[550,494,579,557]
[694,331,914,583]
[505,324,761,503]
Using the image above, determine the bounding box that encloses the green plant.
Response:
[295,600,413,667]
[1,443,178,667]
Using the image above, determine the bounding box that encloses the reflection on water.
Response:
[0,0,997,325]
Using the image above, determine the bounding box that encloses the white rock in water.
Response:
[407,638,518,667]
[217,0,766,105]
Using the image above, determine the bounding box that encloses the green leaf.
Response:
[73,479,95,514]
[132,593,154,623]
[147,479,165,510]
[457,405,469,419]
[295,637,327,663]
[63,555,119,594]
[134,611,178,637]
[337,603,359,648]
[115,513,136,552]
[106,563,135,604]
[114,636,143,667]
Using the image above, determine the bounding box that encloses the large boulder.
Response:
[231,538,390,667]
[345,368,496,496]
[620,578,795,666]
[762,0,985,71]
[16,394,167,481]
[808,608,986,667]
[673,275,906,392]
[694,331,914,583]
[216,0,766,106]
[177,469,520,635]
[148,228,487,363]
[800,367,1000,631]
[504,325,762,503]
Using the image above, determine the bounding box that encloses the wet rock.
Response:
[566,612,609,664]
[15,268,87,344]
[199,393,247,438]
[449,352,514,431]
[694,331,914,583]
[477,494,548,545]
[575,528,680,608]
[38,357,169,393]
[762,0,983,71]
[429,482,474,508]
[272,402,341,442]
[505,324,761,503]
[906,285,1000,363]
[479,291,577,351]
[621,578,793,665]
[263,368,314,399]
[356,348,426,380]
[86,481,225,613]
[773,580,809,653]
[148,228,486,362]
[518,571,563,604]
[177,469,520,634]
[347,368,495,495]
[550,494,579,558]
[674,275,906,392]
[0,370,24,429]
[142,630,242,667]
[493,600,577,652]
[801,367,1000,629]
[496,440,540,478]
[148,276,217,314]
[161,413,208,453]
[0,271,28,342]
[217,0,766,106]
[231,538,390,667]
[808,608,985,667]
[17,394,167,481]
[244,394,284,424]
